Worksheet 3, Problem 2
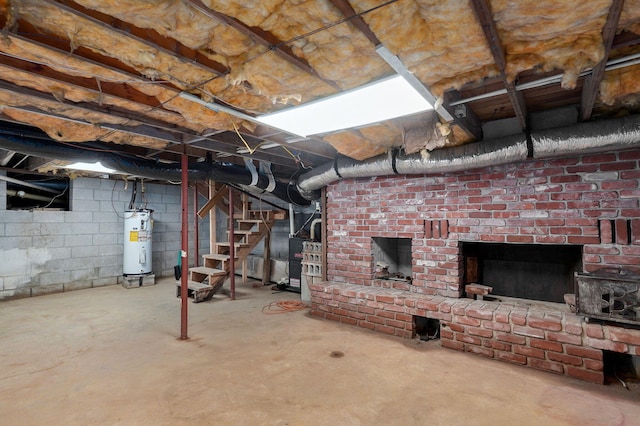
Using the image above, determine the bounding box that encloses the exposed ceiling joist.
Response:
[328,0,481,140]
[0,55,161,109]
[0,35,332,166]
[611,30,640,50]
[44,0,229,78]
[470,0,527,130]
[0,79,185,140]
[185,0,339,90]
[580,0,625,121]
[0,83,309,169]
[328,0,382,45]
[26,157,56,172]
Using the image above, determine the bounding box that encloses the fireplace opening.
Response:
[372,237,412,281]
[462,242,582,303]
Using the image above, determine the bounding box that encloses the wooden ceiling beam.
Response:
[611,30,640,50]
[44,0,229,77]
[328,0,382,45]
[330,0,481,140]
[6,29,180,92]
[471,0,527,130]
[580,0,625,121]
[186,0,339,90]
[0,34,332,165]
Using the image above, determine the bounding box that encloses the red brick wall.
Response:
[310,282,640,384]
[326,149,640,296]
[315,148,640,383]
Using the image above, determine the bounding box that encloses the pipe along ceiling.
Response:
[295,113,640,196]
[0,133,312,206]
[3,113,640,207]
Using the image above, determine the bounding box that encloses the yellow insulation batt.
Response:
[2,0,640,162]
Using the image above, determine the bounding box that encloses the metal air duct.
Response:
[532,114,640,158]
[0,134,310,205]
[296,114,640,197]
[296,134,528,193]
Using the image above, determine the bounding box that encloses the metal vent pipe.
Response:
[296,114,640,197]
[0,134,310,205]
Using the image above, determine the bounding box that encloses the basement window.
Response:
[5,172,70,211]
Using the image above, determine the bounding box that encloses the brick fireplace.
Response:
[310,148,640,384]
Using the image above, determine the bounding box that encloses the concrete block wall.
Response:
[325,149,640,297]
[310,282,640,384]
[0,177,209,300]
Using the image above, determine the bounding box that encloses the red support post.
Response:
[228,187,236,301]
[180,145,189,340]
[193,185,199,267]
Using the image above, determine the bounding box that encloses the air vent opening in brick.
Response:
[414,316,440,341]
[603,350,639,388]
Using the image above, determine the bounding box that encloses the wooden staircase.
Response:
[179,187,285,302]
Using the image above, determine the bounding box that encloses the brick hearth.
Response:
[311,148,640,383]
[311,282,640,383]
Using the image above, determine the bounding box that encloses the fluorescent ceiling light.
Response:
[64,161,117,174]
[257,75,434,137]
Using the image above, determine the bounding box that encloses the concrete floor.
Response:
[1,277,639,426]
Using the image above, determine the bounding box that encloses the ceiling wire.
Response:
[272,0,398,50]
[186,0,400,101]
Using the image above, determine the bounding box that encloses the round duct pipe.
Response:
[296,133,528,194]
[531,114,640,159]
[296,114,640,198]
[0,134,310,206]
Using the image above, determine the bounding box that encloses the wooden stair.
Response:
[184,207,284,301]
[176,266,226,303]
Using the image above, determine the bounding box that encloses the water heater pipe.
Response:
[310,218,322,241]
[289,203,295,237]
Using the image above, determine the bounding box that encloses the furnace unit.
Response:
[287,237,305,293]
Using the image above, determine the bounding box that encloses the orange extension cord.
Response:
[262,300,308,314]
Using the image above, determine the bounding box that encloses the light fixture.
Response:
[260,143,281,149]
[238,143,281,153]
[256,75,434,137]
[64,161,117,174]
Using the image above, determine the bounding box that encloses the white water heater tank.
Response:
[123,209,153,275]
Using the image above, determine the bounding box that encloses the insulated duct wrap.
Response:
[395,135,528,174]
[336,151,397,179]
[0,134,310,205]
[297,134,528,193]
[296,161,339,195]
[532,114,640,158]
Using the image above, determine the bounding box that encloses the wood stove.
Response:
[575,269,640,326]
